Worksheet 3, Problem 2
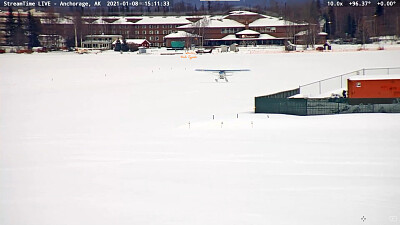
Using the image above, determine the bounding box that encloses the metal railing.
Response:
[299,67,400,97]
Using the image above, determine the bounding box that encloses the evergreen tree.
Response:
[5,7,16,46]
[13,13,27,46]
[375,4,384,17]
[121,39,129,52]
[27,12,41,49]
[345,14,356,38]
[309,0,320,23]
[327,7,336,38]
[114,39,121,51]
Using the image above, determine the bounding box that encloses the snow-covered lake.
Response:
[1,49,400,225]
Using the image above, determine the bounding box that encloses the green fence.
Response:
[255,97,400,116]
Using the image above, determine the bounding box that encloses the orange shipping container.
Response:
[348,76,400,98]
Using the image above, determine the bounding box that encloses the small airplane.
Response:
[195,69,250,82]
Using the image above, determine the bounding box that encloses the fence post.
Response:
[341,75,343,88]
[362,68,365,75]
[319,81,321,94]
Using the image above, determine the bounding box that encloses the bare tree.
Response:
[194,16,210,47]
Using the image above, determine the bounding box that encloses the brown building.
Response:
[178,11,313,46]
[2,9,319,48]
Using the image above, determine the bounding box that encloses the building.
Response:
[38,35,66,49]
[111,39,151,50]
[348,76,400,99]
[178,11,314,46]
[2,9,318,48]
[78,16,192,47]
[81,34,122,49]
[163,31,201,48]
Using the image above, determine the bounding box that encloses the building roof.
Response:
[112,39,150,45]
[249,16,303,27]
[208,33,279,41]
[179,17,245,28]
[259,33,281,39]
[126,39,150,44]
[40,17,73,25]
[86,34,122,38]
[133,16,192,25]
[227,11,260,16]
[164,31,201,38]
[83,16,191,25]
[236,29,260,35]
[348,75,400,81]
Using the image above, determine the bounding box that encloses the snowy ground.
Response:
[1,49,400,225]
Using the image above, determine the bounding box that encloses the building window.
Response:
[155,30,159,34]
[149,36,153,41]
[169,25,172,28]
[163,30,167,34]
[149,25,153,28]
[149,30,153,34]
[142,25,146,28]
[142,30,146,34]
[155,36,159,41]
[265,27,276,32]
[135,30,139,34]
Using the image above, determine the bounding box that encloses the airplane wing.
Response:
[195,69,250,72]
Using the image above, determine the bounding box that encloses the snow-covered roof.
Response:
[87,34,122,38]
[164,31,201,38]
[40,17,73,25]
[348,75,400,81]
[179,17,245,28]
[259,34,280,39]
[126,39,149,44]
[249,16,303,27]
[220,34,237,40]
[81,16,191,25]
[228,11,259,16]
[133,16,191,25]
[236,30,260,35]
[209,33,278,41]
[112,39,149,45]
[295,30,308,36]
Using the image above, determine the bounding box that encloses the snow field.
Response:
[1,50,400,225]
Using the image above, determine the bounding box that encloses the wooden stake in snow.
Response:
[213,115,214,120]
[221,122,223,128]
[251,121,253,128]
[188,121,191,129]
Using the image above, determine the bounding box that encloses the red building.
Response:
[348,76,400,99]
